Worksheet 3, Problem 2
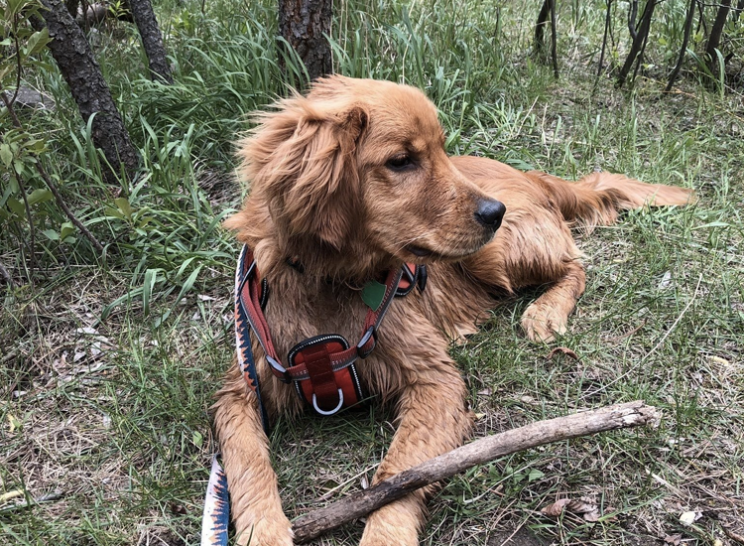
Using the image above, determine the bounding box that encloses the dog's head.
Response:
[227,76,504,274]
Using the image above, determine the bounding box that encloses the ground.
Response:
[1,0,743,545]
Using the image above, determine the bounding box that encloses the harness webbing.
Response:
[234,244,425,430]
[201,246,426,545]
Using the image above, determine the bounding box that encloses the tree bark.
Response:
[33,0,139,182]
[534,0,551,58]
[291,401,661,543]
[129,0,173,84]
[549,0,559,78]
[278,0,333,82]
[705,0,731,76]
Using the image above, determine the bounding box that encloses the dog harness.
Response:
[235,244,426,433]
[201,245,426,545]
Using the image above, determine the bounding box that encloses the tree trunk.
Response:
[129,0,173,84]
[705,0,731,76]
[534,0,551,59]
[617,0,656,87]
[33,0,139,182]
[549,0,559,78]
[278,0,333,82]
[665,0,697,91]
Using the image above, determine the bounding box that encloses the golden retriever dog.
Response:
[215,75,693,545]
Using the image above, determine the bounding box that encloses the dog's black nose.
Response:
[474,199,506,232]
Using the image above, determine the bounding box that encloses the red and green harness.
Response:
[201,245,426,545]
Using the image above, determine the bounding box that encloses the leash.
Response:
[201,455,229,546]
[201,245,426,544]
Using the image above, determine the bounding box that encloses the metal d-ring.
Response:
[312,389,344,416]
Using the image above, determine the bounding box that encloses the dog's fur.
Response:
[215,76,693,545]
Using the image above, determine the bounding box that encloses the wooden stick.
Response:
[292,401,660,543]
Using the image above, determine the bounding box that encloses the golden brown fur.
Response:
[215,76,694,545]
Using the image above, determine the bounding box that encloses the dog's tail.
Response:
[527,170,695,229]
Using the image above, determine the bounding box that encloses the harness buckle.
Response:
[312,389,344,416]
[266,355,292,383]
[356,326,377,359]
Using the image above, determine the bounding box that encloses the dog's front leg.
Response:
[360,364,473,546]
[212,378,293,546]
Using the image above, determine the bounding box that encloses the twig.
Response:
[291,401,660,543]
[0,491,64,513]
[12,171,39,276]
[317,463,379,502]
[1,91,105,253]
[724,527,744,545]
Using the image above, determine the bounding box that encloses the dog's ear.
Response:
[239,99,368,250]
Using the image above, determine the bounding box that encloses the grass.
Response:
[1,0,743,545]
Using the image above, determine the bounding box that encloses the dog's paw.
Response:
[521,303,568,343]
[234,516,294,546]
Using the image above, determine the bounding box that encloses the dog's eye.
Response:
[386,154,414,171]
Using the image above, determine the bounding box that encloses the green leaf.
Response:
[528,469,545,482]
[7,198,25,219]
[6,0,36,18]
[24,28,51,56]
[0,144,12,168]
[142,268,160,317]
[27,188,53,206]
[42,229,60,241]
[26,139,47,154]
[114,197,133,219]
[102,287,143,321]
[104,206,125,219]
[172,265,202,308]
[59,221,75,240]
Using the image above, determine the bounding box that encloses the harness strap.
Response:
[235,245,423,426]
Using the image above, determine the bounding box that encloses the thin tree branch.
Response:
[617,0,657,87]
[549,0,559,78]
[1,91,105,253]
[597,0,614,79]
[666,0,697,91]
[12,172,38,275]
[628,0,639,39]
[291,401,661,543]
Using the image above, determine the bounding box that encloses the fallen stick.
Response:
[292,400,660,543]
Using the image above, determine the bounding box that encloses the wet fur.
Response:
[214,76,694,545]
